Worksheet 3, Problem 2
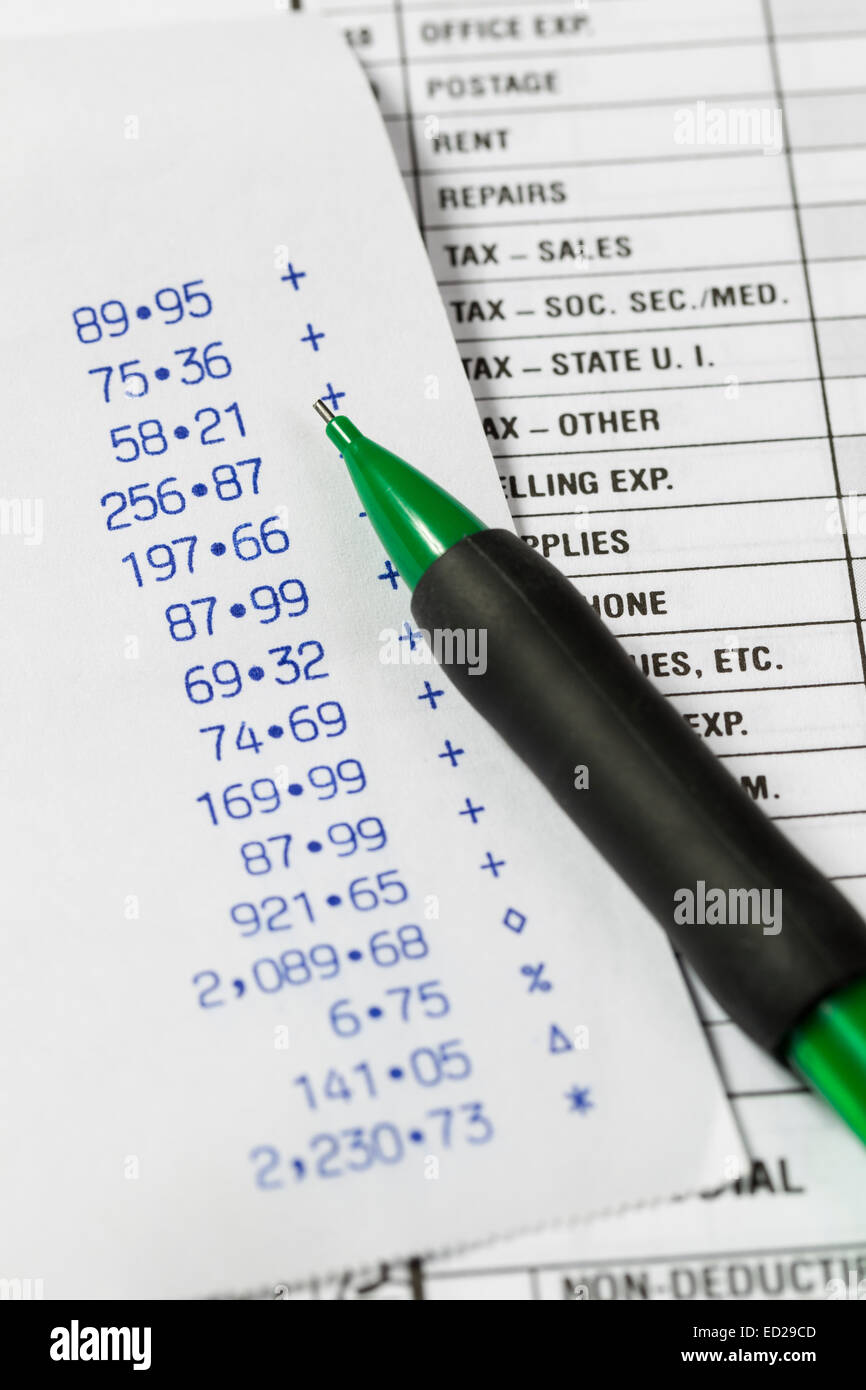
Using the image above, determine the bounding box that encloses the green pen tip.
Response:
[789,976,866,1147]
[314,403,486,591]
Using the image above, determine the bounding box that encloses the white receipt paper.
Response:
[0,17,742,1296]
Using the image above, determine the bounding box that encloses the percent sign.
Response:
[521,963,552,993]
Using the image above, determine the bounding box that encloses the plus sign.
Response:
[438,740,465,767]
[480,851,506,877]
[398,621,423,651]
[300,322,325,351]
[320,382,346,412]
[418,680,445,710]
[459,797,485,824]
[280,262,307,290]
[377,559,400,589]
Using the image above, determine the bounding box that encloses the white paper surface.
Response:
[0,14,740,1297]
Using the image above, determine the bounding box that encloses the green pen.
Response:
[314,399,866,1147]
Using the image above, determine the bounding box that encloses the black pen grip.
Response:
[411,528,866,1054]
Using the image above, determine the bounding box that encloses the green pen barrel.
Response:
[319,406,866,1145]
[411,528,866,1074]
[790,978,866,1142]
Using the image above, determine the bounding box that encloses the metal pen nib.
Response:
[313,404,486,590]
